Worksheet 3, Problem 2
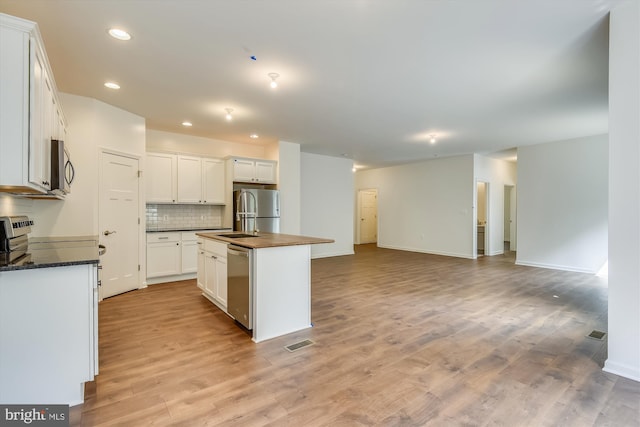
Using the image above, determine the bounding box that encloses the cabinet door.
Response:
[202,158,225,204]
[214,256,227,307]
[28,41,51,191]
[177,155,202,203]
[146,241,181,278]
[204,252,217,298]
[181,240,198,273]
[233,159,256,182]
[196,242,205,290]
[146,153,177,203]
[255,161,276,183]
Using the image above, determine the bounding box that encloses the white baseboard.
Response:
[515,260,596,274]
[146,273,196,285]
[603,359,640,382]
[378,244,475,259]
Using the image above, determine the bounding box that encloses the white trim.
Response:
[603,360,640,383]
[515,260,596,274]
[378,244,476,260]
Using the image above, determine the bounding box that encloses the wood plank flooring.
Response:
[71,245,640,426]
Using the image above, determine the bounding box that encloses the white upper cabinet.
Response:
[202,158,225,204]
[145,152,225,205]
[177,155,202,203]
[0,13,66,194]
[231,158,277,184]
[146,153,177,203]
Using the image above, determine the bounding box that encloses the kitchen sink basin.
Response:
[219,233,259,238]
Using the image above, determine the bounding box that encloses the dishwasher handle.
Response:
[228,246,249,257]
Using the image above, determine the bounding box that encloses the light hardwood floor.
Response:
[71,245,640,426]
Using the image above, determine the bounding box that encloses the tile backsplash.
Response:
[146,204,223,230]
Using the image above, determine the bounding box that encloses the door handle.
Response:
[103,230,117,236]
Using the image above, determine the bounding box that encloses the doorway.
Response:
[99,151,140,299]
[357,189,378,244]
[504,185,516,252]
[476,181,488,256]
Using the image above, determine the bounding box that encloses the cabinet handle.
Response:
[158,237,169,240]
[176,243,179,246]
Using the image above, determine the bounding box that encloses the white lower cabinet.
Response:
[146,230,230,284]
[197,238,227,311]
[146,233,181,278]
[180,232,198,273]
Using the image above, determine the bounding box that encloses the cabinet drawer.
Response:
[181,231,197,242]
[204,239,228,258]
[147,232,180,243]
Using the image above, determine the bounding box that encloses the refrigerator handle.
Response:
[276,191,280,215]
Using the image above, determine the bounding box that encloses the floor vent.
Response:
[285,339,315,352]
[587,330,607,340]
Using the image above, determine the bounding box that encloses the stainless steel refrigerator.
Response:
[233,189,280,233]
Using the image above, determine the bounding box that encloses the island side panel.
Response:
[0,264,94,405]
[252,244,311,343]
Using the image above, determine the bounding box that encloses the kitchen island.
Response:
[196,232,333,343]
[0,236,100,406]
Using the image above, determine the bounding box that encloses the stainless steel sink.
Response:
[219,233,258,238]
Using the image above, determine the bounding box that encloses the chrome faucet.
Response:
[235,190,258,235]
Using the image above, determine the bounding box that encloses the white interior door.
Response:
[358,189,378,244]
[100,152,140,299]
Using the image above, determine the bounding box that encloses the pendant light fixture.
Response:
[430,134,437,144]
[225,108,234,121]
[268,73,279,89]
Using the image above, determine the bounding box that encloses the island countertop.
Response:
[196,232,334,249]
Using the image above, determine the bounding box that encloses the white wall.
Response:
[516,135,608,273]
[146,129,266,159]
[278,141,301,235]
[606,2,640,382]
[474,154,517,256]
[356,155,475,258]
[300,153,354,258]
[22,94,145,239]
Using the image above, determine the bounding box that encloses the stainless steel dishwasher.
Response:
[227,244,252,330]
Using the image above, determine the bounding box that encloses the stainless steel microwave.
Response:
[50,139,74,195]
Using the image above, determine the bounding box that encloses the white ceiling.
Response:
[0,0,621,169]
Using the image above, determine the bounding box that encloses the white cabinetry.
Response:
[147,230,230,284]
[198,238,228,310]
[231,158,277,184]
[146,153,177,203]
[177,155,202,203]
[146,232,181,278]
[0,13,66,194]
[145,152,225,204]
[0,263,98,405]
[202,158,225,204]
[180,232,198,273]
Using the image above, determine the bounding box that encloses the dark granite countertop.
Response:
[0,236,100,272]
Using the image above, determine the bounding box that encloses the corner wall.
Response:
[300,153,354,258]
[516,134,608,273]
[606,2,640,382]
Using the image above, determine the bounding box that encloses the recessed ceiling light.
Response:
[108,28,131,41]
[182,121,192,127]
[429,134,437,144]
[268,72,279,89]
[225,108,234,121]
[250,134,259,139]
[104,82,120,89]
